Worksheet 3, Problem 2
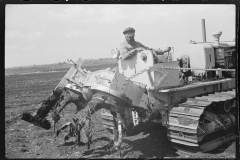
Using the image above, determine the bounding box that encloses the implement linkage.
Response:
[127,66,236,80]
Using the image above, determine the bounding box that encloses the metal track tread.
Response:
[167,89,236,153]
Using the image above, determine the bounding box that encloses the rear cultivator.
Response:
[55,91,131,155]
[21,20,237,156]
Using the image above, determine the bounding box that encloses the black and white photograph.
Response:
[5,2,237,159]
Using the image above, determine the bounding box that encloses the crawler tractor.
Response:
[22,20,237,153]
[105,30,236,153]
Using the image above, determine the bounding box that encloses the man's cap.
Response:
[123,27,135,34]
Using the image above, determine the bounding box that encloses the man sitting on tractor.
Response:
[119,27,171,61]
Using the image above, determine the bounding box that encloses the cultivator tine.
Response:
[72,131,80,150]
[55,129,60,140]
[110,116,123,158]
[52,113,59,132]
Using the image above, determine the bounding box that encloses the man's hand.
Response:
[122,48,146,60]
[128,48,139,57]
[163,47,171,53]
[135,47,145,51]
[129,49,138,54]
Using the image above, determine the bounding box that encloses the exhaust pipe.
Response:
[201,19,207,42]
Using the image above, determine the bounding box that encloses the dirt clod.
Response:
[21,148,28,152]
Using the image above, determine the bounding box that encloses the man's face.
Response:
[124,32,135,42]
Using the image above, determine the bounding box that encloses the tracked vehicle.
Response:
[64,23,236,152]
[96,19,237,152]
[22,19,236,153]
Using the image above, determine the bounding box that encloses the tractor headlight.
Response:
[111,48,120,59]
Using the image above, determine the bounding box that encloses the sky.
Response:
[5,4,235,68]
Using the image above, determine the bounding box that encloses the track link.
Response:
[167,89,236,153]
